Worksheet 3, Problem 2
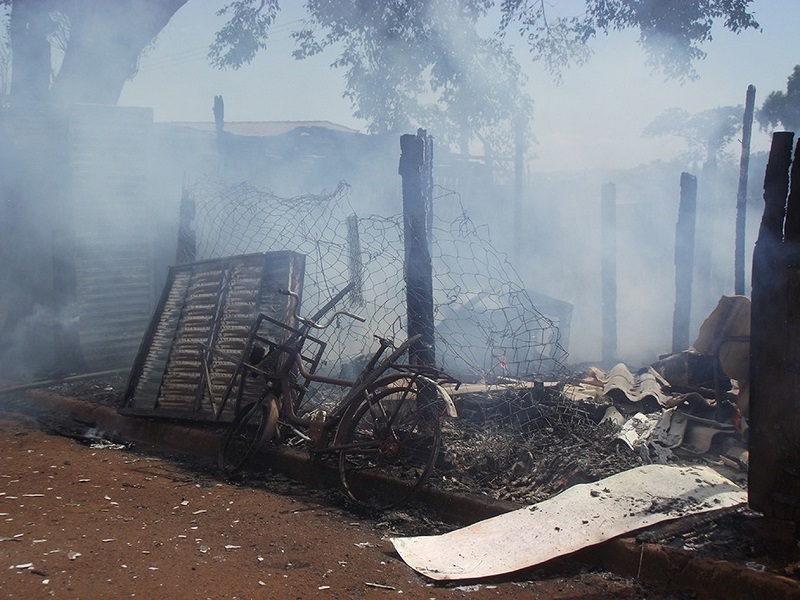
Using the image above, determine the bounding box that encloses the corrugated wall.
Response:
[68,105,155,371]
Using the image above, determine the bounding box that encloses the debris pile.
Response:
[438,386,644,503]
[33,296,752,512]
[39,354,747,509]
[434,294,750,503]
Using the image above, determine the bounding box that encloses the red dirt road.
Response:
[0,414,686,599]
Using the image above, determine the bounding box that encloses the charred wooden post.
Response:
[399,130,435,367]
[785,140,800,242]
[672,172,698,353]
[735,85,756,295]
[601,183,617,365]
[749,131,800,521]
[175,175,196,264]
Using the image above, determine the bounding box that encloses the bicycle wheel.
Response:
[337,383,441,511]
[218,396,278,477]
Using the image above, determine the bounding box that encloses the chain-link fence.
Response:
[189,175,568,383]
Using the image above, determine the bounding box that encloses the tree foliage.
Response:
[209,0,279,70]
[208,0,759,147]
[283,0,530,146]
[643,105,742,164]
[757,65,800,132]
[0,0,760,144]
[506,0,760,82]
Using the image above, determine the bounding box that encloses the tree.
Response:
[643,106,743,167]
[4,0,190,104]
[757,64,800,132]
[1,0,760,137]
[284,1,531,150]
[208,0,759,148]
[500,0,759,82]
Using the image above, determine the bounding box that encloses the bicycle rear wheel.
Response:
[337,383,441,511]
[218,396,278,477]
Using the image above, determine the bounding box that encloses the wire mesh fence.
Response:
[189,175,568,384]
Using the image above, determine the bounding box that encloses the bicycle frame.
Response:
[269,333,415,452]
[217,284,457,448]
[216,286,462,509]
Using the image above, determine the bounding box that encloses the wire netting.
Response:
[189,175,568,382]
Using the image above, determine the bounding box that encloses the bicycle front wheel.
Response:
[337,383,441,511]
[218,397,278,477]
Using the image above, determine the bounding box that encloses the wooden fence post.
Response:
[735,84,756,295]
[749,131,800,521]
[601,183,617,365]
[399,130,435,367]
[673,172,697,353]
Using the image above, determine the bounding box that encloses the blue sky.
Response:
[118,1,799,172]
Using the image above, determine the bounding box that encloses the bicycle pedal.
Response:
[307,421,328,451]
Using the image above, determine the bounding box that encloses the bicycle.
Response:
[212,287,459,511]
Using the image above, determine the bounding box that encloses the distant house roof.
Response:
[165,120,361,137]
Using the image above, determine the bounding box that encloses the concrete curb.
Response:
[4,390,799,599]
[601,538,800,599]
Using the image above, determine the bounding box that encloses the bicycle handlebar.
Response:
[280,288,366,330]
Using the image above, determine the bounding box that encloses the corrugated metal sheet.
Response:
[120,252,305,421]
[68,105,155,371]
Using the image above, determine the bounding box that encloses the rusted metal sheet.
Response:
[120,252,305,421]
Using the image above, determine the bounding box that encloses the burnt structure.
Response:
[749,131,800,523]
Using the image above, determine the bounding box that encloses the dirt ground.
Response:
[0,412,696,600]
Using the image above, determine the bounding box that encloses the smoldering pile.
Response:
[436,385,644,503]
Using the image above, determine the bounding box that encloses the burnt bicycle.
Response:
[208,288,458,511]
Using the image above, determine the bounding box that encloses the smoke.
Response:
[0,1,786,380]
[0,303,80,379]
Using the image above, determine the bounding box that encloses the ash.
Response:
[436,386,643,503]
